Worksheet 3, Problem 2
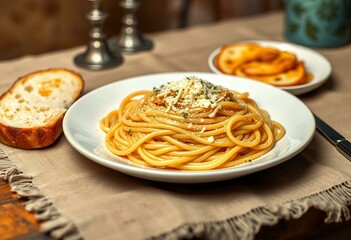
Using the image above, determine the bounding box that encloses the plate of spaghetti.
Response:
[63,72,315,183]
[208,40,331,95]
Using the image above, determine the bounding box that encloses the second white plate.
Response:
[208,40,332,95]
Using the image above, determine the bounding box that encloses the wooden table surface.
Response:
[1,176,351,239]
[0,178,51,240]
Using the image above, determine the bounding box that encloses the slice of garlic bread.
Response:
[235,61,307,86]
[0,68,84,149]
[216,43,279,74]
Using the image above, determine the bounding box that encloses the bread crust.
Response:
[0,68,84,149]
[0,115,63,149]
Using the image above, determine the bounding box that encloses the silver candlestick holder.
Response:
[108,0,153,53]
[74,0,123,70]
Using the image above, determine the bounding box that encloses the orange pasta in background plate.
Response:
[100,76,285,171]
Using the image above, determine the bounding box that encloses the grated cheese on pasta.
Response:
[152,76,232,114]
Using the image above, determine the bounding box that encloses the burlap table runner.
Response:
[1,12,351,240]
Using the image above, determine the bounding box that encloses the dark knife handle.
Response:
[336,140,351,161]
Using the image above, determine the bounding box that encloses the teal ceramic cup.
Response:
[284,0,351,47]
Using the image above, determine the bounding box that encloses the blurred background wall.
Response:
[0,0,283,60]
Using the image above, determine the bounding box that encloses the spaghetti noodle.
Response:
[100,76,285,170]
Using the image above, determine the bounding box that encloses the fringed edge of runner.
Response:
[150,181,351,240]
[0,148,83,240]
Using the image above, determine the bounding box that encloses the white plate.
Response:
[63,72,315,183]
[208,40,332,95]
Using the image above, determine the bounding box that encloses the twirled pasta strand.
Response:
[100,89,285,170]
